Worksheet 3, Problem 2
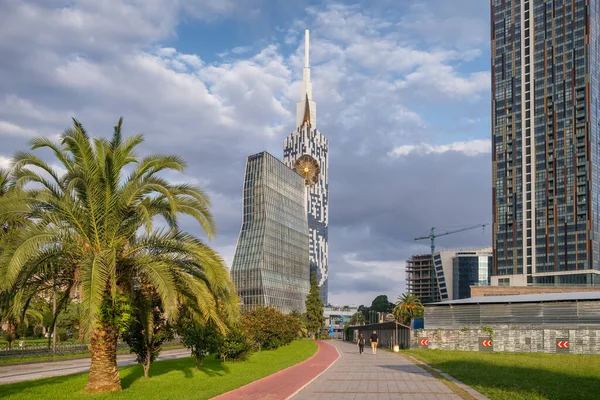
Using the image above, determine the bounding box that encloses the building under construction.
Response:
[406,248,493,304]
[405,254,439,304]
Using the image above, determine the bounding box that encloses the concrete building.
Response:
[407,248,493,302]
[406,254,437,303]
[231,151,310,314]
[491,0,600,286]
[284,30,330,304]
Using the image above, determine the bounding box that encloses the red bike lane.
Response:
[211,340,340,400]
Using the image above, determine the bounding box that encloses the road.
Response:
[0,348,190,385]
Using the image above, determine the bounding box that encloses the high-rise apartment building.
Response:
[231,151,310,314]
[284,30,330,304]
[492,0,600,286]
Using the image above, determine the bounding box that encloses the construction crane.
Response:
[413,223,488,303]
[414,223,489,256]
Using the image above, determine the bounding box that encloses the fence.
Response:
[424,300,600,329]
[0,339,182,359]
[346,321,411,349]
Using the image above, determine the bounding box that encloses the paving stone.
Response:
[291,341,479,400]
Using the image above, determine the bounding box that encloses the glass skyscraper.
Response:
[492,0,600,286]
[231,151,310,314]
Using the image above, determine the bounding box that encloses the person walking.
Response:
[370,330,378,355]
[357,333,365,355]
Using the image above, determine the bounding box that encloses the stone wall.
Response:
[411,326,600,354]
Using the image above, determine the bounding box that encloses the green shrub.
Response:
[175,313,220,369]
[241,307,300,351]
[217,327,252,362]
[481,326,495,338]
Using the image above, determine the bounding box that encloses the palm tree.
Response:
[0,118,239,392]
[393,293,424,326]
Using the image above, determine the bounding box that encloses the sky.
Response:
[0,0,493,307]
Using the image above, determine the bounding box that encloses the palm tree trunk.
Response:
[143,348,152,378]
[85,322,121,392]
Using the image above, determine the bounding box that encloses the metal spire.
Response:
[296,29,316,128]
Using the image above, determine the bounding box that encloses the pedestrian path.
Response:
[0,348,190,384]
[213,340,340,400]
[291,341,476,400]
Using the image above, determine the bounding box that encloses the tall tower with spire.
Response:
[284,29,329,305]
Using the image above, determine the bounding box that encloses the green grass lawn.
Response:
[0,340,317,400]
[406,349,600,400]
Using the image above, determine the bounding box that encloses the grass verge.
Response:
[406,349,600,400]
[0,339,317,400]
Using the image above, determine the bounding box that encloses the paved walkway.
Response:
[0,348,190,384]
[213,340,340,400]
[291,341,472,400]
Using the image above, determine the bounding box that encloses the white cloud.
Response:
[0,156,11,169]
[396,66,490,99]
[389,139,491,157]
[0,120,35,137]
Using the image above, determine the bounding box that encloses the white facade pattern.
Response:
[284,30,330,304]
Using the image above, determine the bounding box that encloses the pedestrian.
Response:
[370,330,378,355]
[357,333,365,355]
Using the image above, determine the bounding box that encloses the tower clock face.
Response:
[294,154,320,186]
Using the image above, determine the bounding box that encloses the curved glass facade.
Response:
[231,151,310,314]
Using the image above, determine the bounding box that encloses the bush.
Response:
[217,327,252,362]
[241,307,301,351]
[122,294,173,377]
[175,313,220,369]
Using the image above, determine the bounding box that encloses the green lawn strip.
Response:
[0,339,317,400]
[0,345,185,366]
[405,349,600,400]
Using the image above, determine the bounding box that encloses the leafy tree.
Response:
[122,290,173,377]
[371,295,393,313]
[349,312,365,325]
[304,272,325,338]
[357,304,370,323]
[0,118,239,392]
[393,293,424,325]
[175,309,221,369]
[288,310,307,337]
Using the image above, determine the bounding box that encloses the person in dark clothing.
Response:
[357,333,365,354]
[370,330,378,354]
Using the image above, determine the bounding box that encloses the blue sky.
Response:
[0,0,492,306]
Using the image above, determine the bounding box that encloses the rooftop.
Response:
[427,291,600,306]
